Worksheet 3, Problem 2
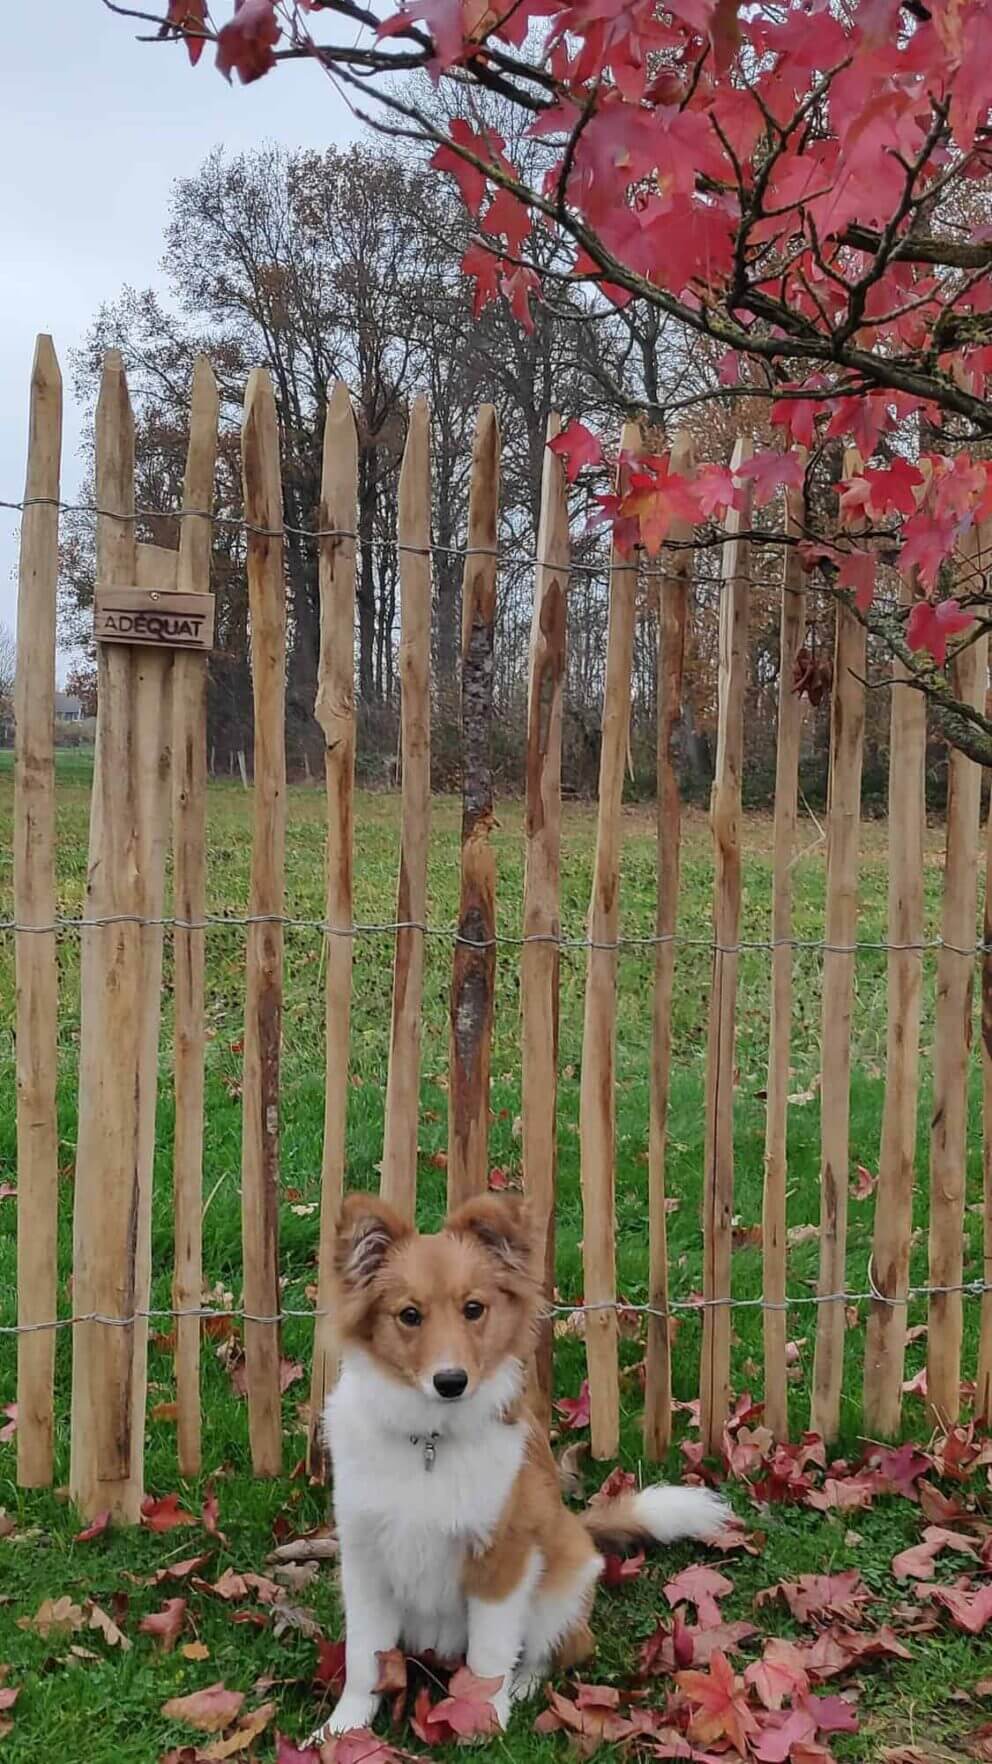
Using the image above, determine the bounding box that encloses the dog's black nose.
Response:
[433,1367,468,1400]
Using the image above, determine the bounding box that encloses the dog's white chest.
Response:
[328,1377,526,1656]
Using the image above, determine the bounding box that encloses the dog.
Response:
[309,1191,731,1743]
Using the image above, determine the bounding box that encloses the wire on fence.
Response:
[0,494,812,593]
[0,912,988,958]
[1,1281,989,1336]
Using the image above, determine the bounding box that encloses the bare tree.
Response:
[0,622,16,709]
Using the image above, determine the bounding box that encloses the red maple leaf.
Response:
[554,1379,591,1429]
[691,462,738,518]
[74,1509,111,1543]
[481,186,532,256]
[201,1481,225,1540]
[138,1597,187,1651]
[215,0,280,84]
[314,1637,347,1692]
[758,1569,871,1626]
[322,1733,399,1764]
[906,597,974,667]
[377,0,469,72]
[861,1441,929,1500]
[826,391,894,457]
[500,264,541,333]
[892,1525,979,1580]
[664,1564,734,1629]
[676,1650,759,1753]
[850,1163,877,1200]
[806,1473,878,1513]
[752,1705,819,1763]
[863,457,924,516]
[929,1580,992,1634]
[734,448,806,507]
[601,1550,646,1587]
[745,1637,810,1710]
[165,0,208,65]
[837,549,878,612]
[547,420,604,482]
[536,1681,637,1746]
[430,120,512,216]
[274,1738,321,1764]
[460,242,503,318]
[771,382,825,448]
[421,1668,502,1740]
[140,1493,197,1532]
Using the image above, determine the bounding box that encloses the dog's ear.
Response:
[334,1193,410,1290]
[444,1194,536,1282]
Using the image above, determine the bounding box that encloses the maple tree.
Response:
[106,0,992,761]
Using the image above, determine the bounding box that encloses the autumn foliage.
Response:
[142,0,992,681]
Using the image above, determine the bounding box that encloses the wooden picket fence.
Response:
[10,336,992,1521]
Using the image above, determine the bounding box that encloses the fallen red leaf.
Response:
[320,1734,400,1764]
[664,1564,734,1629]
[798,1624,912,1679]
[74,1509,111,1543]
[201,1482,225,1540]
[745,1637,810,1710]
[929,1581,992,1634]
[590,1466,638,1504]
[274,1737,320,1764]
[411,1684,447,1746]
[752,1705,819,1763]
[139,1597,187,1652]
[676,1650,759,1753]
[893,1525,979,1580]
[641,1617,757,1676]
[601,1550,646,1587]
[850,1164,877,1200]
[424,1667,502,1739]
[806,1474,878,1513]
[141,1493,196,1532]
[0,1405,16,1445]
[152,1553,213,1583]
[806,1693,859,1735]
[161,1683,245,1733]
[866,1442,931,1501]
[314,1638,347,1692]
[554,1380,591,1430]
[758,1570,872,1626]
[535,1681,637,1745]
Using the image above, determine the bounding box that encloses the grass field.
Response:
[0,750,988,1762]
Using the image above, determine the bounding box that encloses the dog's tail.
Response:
[580,1484,731,1550]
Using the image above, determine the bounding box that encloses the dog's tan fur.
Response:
[314,1193,729,1741]
[332,1191,601,1666]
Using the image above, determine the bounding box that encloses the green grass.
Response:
[0,751,988,1761]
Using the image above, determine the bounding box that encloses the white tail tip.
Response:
[632,1484,733,1543]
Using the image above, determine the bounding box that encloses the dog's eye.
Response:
[463,1300,485,1322]
[397,1306,422,1328]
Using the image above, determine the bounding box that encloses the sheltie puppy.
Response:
[310,1191,730,1742]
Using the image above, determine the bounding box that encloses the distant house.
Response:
[54,692,83,722]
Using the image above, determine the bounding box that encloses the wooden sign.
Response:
[94,587,214,651]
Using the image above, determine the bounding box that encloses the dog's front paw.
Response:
[307,1692,381,1746]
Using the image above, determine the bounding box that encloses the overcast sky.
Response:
[1,3,358,681]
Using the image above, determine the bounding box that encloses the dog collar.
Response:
[410,1431,440,1471]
